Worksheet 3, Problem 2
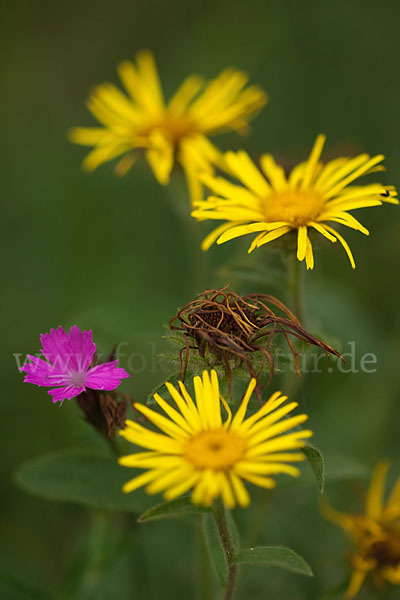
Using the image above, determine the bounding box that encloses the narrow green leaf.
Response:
[203,513,228,588]
[14,448,152,513]
[304,444,325,493]
[234,546,313,577]
[138,496,210,522]
[224,510,241,556]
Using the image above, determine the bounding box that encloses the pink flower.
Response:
[20,325,130,403]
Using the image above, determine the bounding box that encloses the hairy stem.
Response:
[212,498,237,600]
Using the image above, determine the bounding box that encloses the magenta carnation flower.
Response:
[20,325,130,403]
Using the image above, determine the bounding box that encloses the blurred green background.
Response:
[2,0,400,598]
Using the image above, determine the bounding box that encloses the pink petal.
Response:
[40,326,69,368]
[40,325,95,373]
[64,325,96,371]
[20,355,69,387]
[48,385,85,403]
[85,360,130,391]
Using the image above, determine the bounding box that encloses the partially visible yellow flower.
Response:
[323,461,400,598]
[69,50,267,204]
[119,370,311,508]
[192,135,398,268]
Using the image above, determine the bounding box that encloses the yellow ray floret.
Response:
[69,50,268,204]
[192,134,398,268]
[322,461,400,598]
[119,370,311,508]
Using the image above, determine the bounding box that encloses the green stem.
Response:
[166,175,207,294]
[212,498,237,600]
[284,253,306,399]
[287,252,304,323]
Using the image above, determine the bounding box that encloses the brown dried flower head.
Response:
[170,285,342,399]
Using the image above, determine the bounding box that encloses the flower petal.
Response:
[40,326,69,368]
[365,460,390,519]
[20,355,69,387]
[85,360,130,391]
[41,325,95,373]
[48,385,85,403]
[64,325,96,371]
[296,226,308,261]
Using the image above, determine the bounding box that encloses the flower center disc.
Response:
[69,371,86,387]
[141,114,197,144]
[185,428,246,470]
[370,532,400,567]
[263,190,324,226]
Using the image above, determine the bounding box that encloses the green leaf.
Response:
[234,546,313,577]
[303,444,325,493]
[138,496,210,522]
[14,448,152,513]
[203,513,228,588]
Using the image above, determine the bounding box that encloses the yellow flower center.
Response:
[263,190,324,226]
[369,530,400,568]
[141,114,197,144]
[185,428,246,471]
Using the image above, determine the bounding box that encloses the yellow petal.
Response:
[345,569,367,599]
[300,134,326,190]
[145,130,174,184]
[201,222,247,251]
[365,460,390,519]
[225,150,271,196]
[323,224,356,269]
[253,225,291,252]
[260,154,288,192]
[296,226,308,261]
[305,237,314,270]
[230,472,250,507]
[168,75,204,113]
[230,378,257,428]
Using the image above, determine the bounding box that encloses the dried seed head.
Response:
[75,347,130,439]
[170,284,342,399]
[76,389,127,439]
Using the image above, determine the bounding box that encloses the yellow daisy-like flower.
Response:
[323,461,400,598]
[69,50,267,204]
[192,135,398,268]
[119,370,312,509]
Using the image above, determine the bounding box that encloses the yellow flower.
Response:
[192,135,398,268]
[323,461,400,598]
[119,370,311,509]
[69,50,267,204]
